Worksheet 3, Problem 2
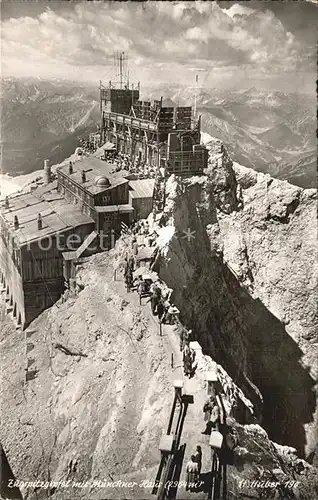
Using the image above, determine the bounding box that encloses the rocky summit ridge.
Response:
[0,137,317,500]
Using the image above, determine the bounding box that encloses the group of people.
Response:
[103,151,158,179]
[178,325,197,378]
[123,273,179,326]
[185,398,220,490]
[144,280,180,326]
[152,174,165,216]
[77,136,164,182]
[185,445,202,491]
[122,228,180,327]
[125,220,157,249]
[78,137,97,154]
[122,221,152,290]
[131,220,150,237]
[182,340,197,378]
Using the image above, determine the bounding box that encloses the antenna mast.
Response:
[116,51,128,89]
[189,67,206,122]
[119,51,123,89]
[194,72,198,120]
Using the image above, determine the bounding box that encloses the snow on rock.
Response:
[200,131,214,145]
[156,225,175,255]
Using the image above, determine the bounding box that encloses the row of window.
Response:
[83,205,94,218]
[59,175,93,205]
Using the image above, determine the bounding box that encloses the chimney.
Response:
[5,196,9,209]
[14,215,19,230]
[81,170,86,183]
[69,161,73,174]
[37,213,43,230]
[44,159,51,185]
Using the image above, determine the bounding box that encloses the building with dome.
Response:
[57,156,134,234]
[0,156,154,329]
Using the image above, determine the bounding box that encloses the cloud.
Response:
[1,1,315,86]
[225,4,255,18]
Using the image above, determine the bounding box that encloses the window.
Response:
[102,193,111,204]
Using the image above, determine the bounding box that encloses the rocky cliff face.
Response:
[0,139,317,499]
[155,139,317,459]
[1,245,317,500]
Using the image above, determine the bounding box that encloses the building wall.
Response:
[21,240,63,282]
[129,195,153,221]
[94,182,129,206]
[57,173,95,214]
[58,171,129,215]
[106,129,161,167]
[20,224,94,327]
[101,88,139,115]
[23,278,64,327]
[0,232,25,326]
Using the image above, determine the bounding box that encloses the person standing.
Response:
[183,340,192,376]
[132,239,139,256]
[157,299,165,323]
[194,445,202,475]
[147,283,161,315]
[201,396,220,434]
[180,327,190,352]
[125,267,133,292]
[186,455,199,491]
[128,255,135,274]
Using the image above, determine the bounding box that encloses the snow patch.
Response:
[157,225,175,256]
[201,131,214,145]
[0,150,84,199]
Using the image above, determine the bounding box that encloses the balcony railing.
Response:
[104,111,158,132]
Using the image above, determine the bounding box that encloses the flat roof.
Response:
[129,179,155,199]
[57,157,129,196]
[95,204,134,213]
[1,187,94,246]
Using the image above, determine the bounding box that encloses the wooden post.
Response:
[171,353,174,369]
[159,321,162,336]
[222,463,227,500]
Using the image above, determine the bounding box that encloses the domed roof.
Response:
[95,176,111,187]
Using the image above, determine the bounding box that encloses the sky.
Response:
[1,0,317,93]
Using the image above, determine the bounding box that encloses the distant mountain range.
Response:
[1,78,99,176]
[168,86,316,188]
[1,78,316,188]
